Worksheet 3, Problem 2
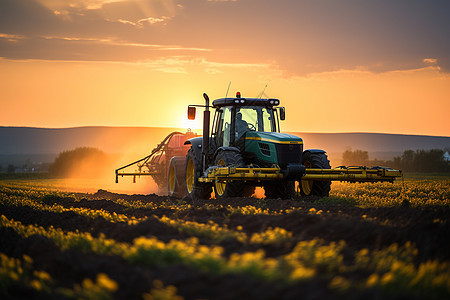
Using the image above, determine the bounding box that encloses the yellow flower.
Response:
[381,272,394,284]
[290,265,315,280]
[366,274,379,286]
[30,279,42,290]
[329,276,350,291]
[22,255,33,265]
[96,273,118,292]
[33,270,51,281]
[82,278,94,289]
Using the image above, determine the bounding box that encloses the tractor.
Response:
[163,92,402,200]
[116,92,401,199]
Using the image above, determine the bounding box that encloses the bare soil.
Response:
[1,189,449,299]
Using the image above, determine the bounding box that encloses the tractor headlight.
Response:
[240,99,245,104]
[274,100,279,105]
[234,99,240,104]
[269,100,275,105]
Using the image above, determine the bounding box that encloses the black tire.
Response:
[185,148,212,200]
[168,156,186,198]
[264,181,295,199]
[300,151,331,197]
[213,150,246,198]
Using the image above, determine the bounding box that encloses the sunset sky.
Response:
[1,0,449,136]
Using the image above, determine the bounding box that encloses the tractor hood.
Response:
[245,131,303,145]
[244,131,303,169]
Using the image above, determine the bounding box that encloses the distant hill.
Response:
[0,126,184,155]
[0,126,187,168]
[0,126,448,166]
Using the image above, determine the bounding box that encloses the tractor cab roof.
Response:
[212,98,280,108]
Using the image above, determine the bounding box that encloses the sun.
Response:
[180,113,202,131]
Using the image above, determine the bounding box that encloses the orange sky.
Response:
[1,0,449,136]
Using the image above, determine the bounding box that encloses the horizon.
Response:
[1,1,449,136]
[1,125,449,138]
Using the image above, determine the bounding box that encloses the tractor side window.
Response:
[262,108,273,132]
[213,109,222,144]
[273,109,280,132]
[218,107,232,147]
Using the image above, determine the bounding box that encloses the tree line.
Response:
[0,164,16,173]
[48,147,109,177]
[1,147,109,177]
[3,147,449,175]
[341,149,450,172]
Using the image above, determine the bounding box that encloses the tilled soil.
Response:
[1,189,449,299]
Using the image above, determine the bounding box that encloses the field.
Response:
[0,174,449,299]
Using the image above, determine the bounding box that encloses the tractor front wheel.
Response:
[214,150,246,198]
[300,151,331,197]
[185,148,212,200]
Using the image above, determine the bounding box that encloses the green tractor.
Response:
[166,92,401,200]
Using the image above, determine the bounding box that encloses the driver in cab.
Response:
[236,112,250,140]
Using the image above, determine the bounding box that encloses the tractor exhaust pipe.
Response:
[202,93,210,171]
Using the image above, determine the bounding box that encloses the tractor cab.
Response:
[211,95,282,147]
[209,94,303,168]
[187,92,303,170]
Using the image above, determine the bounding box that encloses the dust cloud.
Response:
[51,151,160,195]
[48,128,180,195]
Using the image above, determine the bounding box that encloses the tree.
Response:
[392,149,449,172]
[7,164,15,173]
[342,149,369,166]
[401,150,415,172]
[49,147,109,178]
[340,148,449,172]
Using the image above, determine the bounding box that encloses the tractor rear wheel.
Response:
[185,148,212,200]
[214,150,246,198]
[168,156,186,198]
[300,151,331,197]
[264,181,295,199]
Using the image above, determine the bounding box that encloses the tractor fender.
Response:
[304,149,327,154]
[216,146,240,153]
[185,137,203,162]
[184,136,203,146]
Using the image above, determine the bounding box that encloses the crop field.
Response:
[0,175,449,299]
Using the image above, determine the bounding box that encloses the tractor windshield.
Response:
[213,106,277,148]
[235,106,276,140]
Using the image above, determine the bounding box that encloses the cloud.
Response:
[0,0,60,34]
[0,34,212,64]
[111,16,169,27]
[1,0,449,76]
[423,58,437,64]
[134,56,271,74]
[147,0,450,75]
[0,33,26,42]
[137,16,167,25]
[205,68,223,74]
[39,0,143,11]
[40,35,210,51]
